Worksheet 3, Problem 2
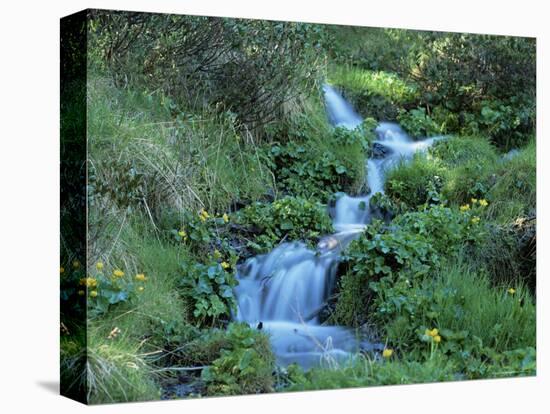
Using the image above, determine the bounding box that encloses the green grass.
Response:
[486,139,536,223]
[88,75,274,218]
[283,354,457,391]
[383,259,535,354]
[327,64,418,119]
[385,153,446,209]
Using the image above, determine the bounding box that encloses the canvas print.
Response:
[60,9,536,404]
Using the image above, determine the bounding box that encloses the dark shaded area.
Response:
[60,9,88,405]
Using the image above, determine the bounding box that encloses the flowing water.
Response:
[233,84,440,369]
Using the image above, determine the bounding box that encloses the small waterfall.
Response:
[322,84,363,129]
[233,84,439,368]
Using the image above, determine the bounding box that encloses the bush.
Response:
[333,220,438,326]
[397,107,445,137]
[334,204,485,327]
[201,323,275,395]
[267,96,372,199]
[385,153,446,209]
[237,196,333,253]
[90,11,326,131]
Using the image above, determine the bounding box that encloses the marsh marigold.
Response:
[135,273,147,282]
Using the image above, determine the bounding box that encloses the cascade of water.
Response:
[233,84,439,368]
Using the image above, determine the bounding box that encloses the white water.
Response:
[233,84,439,368]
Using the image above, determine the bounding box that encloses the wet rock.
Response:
[371,142,393,159]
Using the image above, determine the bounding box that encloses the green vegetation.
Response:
[60,10,536,403]
[237,196,333,253]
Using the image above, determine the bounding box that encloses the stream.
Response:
[233,84,440,369]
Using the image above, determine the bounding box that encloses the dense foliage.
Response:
[60,12,536,403]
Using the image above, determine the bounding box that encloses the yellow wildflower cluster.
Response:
[223,213,230,223]
[382,348,393,359]
[508,288,516,295]
[72,260,80,269]
[90,290,98,298]
[113,269,124,278]
[471,216,481,224]
[96,262,104,271]
[471,198,489,207]
[213,249,222,260]
[199,208,210,222]
[80,277,98,288]
[425,328,442,343]
[135,273,147,282]
[459,204,470,212]
[221,261,230,270]
[178,229,188,241]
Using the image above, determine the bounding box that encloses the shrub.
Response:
[201,323,275,395]
[393,203,485,259]
[237,196,333,253]
[333,220,438,326]
[90,11,325,131]
[269,142,358,199]
[385,153,446,209]
[397,107,444,137]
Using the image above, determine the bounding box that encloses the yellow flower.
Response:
[138,286,145,292]
[221,261,230,270]
[471,216,481,224]
[459,204,470,212]
[434,335,442,343]
[96,262,104,271]
[90,290,98,298]
[135,273,147,282]
[113,269,124,278]
[213,249,222,260]
[72,260,80,269]
[60,266,65,274]
[178,230,187,238]
[479,199,489,207]
[425,328,439,337]
[382,348,393,358]
[471,198,478,204]
[199,209,210,221]
[77,290,85,296]
[80,277,97,288]
[508,288,516,295]
[223,213,230,223]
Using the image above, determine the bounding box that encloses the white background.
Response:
[0,0,548,412]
